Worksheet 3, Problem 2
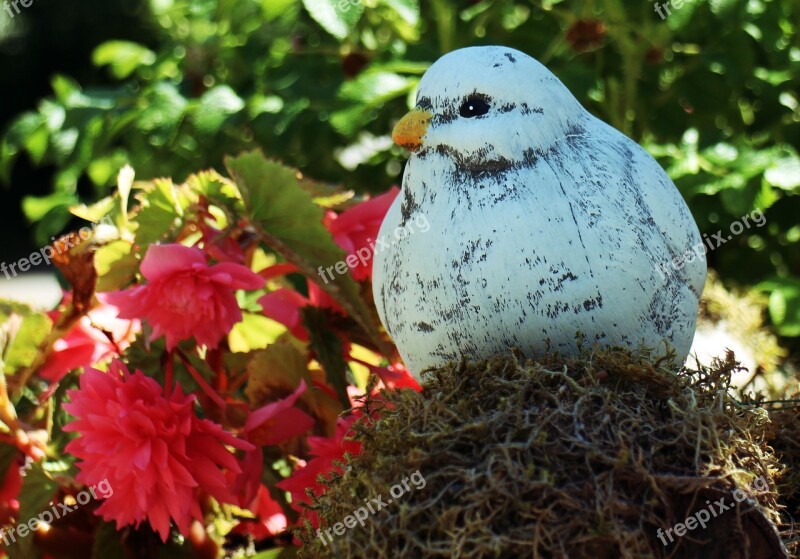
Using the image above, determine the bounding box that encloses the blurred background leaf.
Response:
[0,0,798,356]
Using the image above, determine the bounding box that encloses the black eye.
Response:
[459,97,491,118]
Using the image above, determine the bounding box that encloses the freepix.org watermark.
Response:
[1,478,113,546]
[0,215,114,280]
[653,0,694,20]
[655,474,770,547]
[317,214,430,284]
[315,469,426,546]
[3,0,36,19]
[654,208,766,281]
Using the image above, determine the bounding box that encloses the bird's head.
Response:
[392,46,586,172]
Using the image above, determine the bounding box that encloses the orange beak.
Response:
[392,108,433,152]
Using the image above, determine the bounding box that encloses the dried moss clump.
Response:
[766,395,800,557]
[297,349,791,559]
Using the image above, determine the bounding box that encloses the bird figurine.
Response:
[372,46,706,377]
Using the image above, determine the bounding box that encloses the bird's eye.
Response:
[459,97,491,118]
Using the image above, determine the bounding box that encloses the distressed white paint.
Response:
[373,46,706,377]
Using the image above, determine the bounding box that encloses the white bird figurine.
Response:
[373,46,706,377]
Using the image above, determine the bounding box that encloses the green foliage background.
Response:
[1,0,798,348]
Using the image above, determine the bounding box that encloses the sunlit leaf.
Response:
[302,0,363,40]
[225,151,384,350]
[92,40,157,79]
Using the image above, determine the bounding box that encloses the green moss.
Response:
[296,348,790,558]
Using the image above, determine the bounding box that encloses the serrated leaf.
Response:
[229,313,286,353]
[225,151,384,351]
[245,338,311,405]
[302,0,363,40]
[70,196,116,223]
[133,178,188,245]
[4,313,52,375]
[185,169,241,205]
[0,300,36,322]
[297,177,354,208]
[95,240,139,292]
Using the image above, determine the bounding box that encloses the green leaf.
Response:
[92,521,127,559]
[229,313,286,353]
[764,156,800,190]
[185,169,241,204]
[225,151,384,351]
[92,40,157,79]
[262,0,298,20]
[245,337,311,405]
[137,82,188,133]
[338,71,413,104]
[0,443,18,483]
[302,307,350,408]
[50,74,82,106]
[193,86,245,135]
[5,463,59,559]
[709,0,739,17]
[133,178,189,245]
[379,0,420,25]
[70,196,116,223]
[4,313,53,376]
[302,0,364,40]
[22,192,79,223]
[95,240,139,292]
[759,278,800,337]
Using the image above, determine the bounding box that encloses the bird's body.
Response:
[373,46,705,376]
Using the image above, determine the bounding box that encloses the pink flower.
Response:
[365,362,421,391]
[0,452,24,525]
[256,265,342,342]
[231,381,316,506]
[276,414,363,527]
[244,380,315,445]
[258,288,311,341]
[106,244,263,350]
[38,293,140,383]
[231,484,288,539]
[324,187,399,281]
[63,360,254,541]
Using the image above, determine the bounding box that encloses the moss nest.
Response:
[765,391,800,557]
[297,349,792,559]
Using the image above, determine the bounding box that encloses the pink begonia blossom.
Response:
[276,414,363,527]
[323,187,400,281]
[258,288,311,342]
[64,361,254,541]
[106,244,263,350]
[38,293,140,382]
[230,381,316,506]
